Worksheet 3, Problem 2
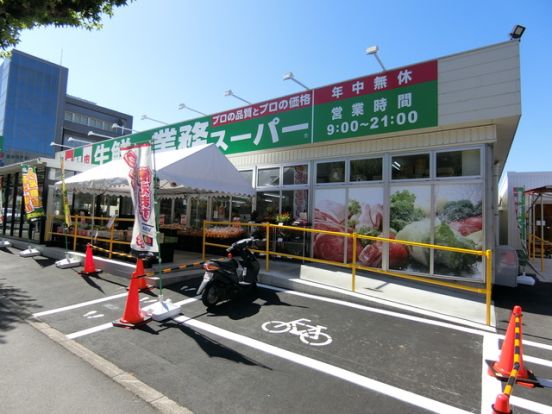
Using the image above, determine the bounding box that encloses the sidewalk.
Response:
[256,258,494,329]
[0,289,162,414]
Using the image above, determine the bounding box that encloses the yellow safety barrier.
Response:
[203,220,494,326]
[528,233,552,271]
[47,214,133,259]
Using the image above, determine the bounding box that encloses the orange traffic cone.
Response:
[133,259,153,291]
[492,393,512,414]
[488,305,539,387]
[80,244,102,276]
[113,266,151,328]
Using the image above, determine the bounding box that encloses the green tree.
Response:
[0,0,132,56]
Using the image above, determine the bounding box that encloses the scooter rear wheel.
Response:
[202,283,222,308]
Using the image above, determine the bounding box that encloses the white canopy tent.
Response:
[56,144,254,197]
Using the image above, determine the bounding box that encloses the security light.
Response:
[510,25,526,40]
[365,45,386,71]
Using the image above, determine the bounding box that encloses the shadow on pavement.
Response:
[81,275,105,293]
[162,318,273,370]
[33,257,57,268]
[0,281,39,344]
[257,288,309,309]
[493,281,552,343]
[205,296,262,320]
[493,282,552,318]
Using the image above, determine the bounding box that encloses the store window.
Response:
[190,198,207,229]
[159,199,173,224]
[257,167,279,187]
[231,196,252,222]
[283,165,308,185]
[350,158,383,182]
[256,191,280,222]
[119,196,134,217]
[391,154,429,180]
[173,197,187,225]
[212,197,230,222]
[436,149,480,177]
[73,193,93,216]
[282,190,309,223]
[317,161,345,183]
[239,170,253,186]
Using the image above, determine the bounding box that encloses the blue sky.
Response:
[14,0,552,179]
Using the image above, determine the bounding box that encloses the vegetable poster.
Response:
[314,183,483,280]
[391,186,432,274]
[435,183,482,279]
[391,184,482,279]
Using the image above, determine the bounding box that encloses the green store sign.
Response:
[63,61,437,165]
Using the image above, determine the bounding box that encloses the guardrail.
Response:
[528,233,552,271]
[202,220,493,326]
[47,215,133,259]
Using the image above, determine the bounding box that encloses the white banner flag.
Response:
[122,143,159,254]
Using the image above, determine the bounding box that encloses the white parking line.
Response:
[174,314,472,414]
[481,333,502,414]
[32,293,128,317]
[524,355,552,368]
[67,322,113,339]
[510,396,552,414]
[65,297,198,339]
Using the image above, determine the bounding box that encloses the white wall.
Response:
[438,41,521,126]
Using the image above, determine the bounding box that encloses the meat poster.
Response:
[347,187,392,269]
[313,189,348,262]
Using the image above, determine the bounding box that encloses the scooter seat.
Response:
[212,258,238,270]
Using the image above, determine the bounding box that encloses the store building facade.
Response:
[4,40,520,282]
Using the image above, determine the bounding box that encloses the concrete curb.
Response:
[3,294,193,414]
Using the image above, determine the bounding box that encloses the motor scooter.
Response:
[197,237,260,308]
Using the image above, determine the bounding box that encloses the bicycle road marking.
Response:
[262,318,333,346]
[32,292,129,317]
[174,314,472,414]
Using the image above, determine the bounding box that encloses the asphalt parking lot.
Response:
[1,246,552,413]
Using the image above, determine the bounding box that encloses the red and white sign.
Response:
[122,143,159,254]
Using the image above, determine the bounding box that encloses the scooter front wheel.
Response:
[202,283,223,308]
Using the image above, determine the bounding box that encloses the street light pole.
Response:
[178,103,207,116]
[87,131,112,140]
[141,115,169,125]
[224,90,251,105]
[112,123,139,134]
[68,136,94,145]
[283,72,309,90]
